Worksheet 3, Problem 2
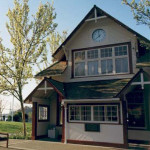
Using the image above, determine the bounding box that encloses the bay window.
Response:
[74,44,129,77]
[69,105,118,123]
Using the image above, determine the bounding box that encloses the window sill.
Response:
[128,127,147,130]
[72,73,132,79]
[68,121,120,125]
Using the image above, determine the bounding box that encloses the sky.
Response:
[0,0,149,114]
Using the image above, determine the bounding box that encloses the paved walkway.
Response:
[0,139,150,150]
[0,139,124,150]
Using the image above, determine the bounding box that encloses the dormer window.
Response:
[73,44,129,77]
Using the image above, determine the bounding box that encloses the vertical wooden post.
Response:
[6,133,9,148]
[122,99,128,148]
[64,104,67,144]
[32,102,37,140]
[61,105,65,143]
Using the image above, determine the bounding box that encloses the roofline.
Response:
[52,5,95,58]
[52,5,150,58]
[24,78,64,103]
[115,69,144,97]
[34,61,67,78]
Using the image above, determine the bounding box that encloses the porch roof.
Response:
[24,78,130,103]
[63,79,130,99]
[35,61,67,78]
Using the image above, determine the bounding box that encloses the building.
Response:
[25,5,150,148]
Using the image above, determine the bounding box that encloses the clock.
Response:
[92,29,106,42]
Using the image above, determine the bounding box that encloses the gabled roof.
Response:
[24,78,130,103]
[52,5,150,58]
[35,61,67,78]
[116,69,150,97]
[24,78,65,103]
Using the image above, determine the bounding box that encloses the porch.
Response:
[24,78,64,141]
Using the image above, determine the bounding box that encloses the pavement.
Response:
[0,139,150,150]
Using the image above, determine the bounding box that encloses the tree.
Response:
[0,98,8,121]
[47,31,67,62]
[122,0,150,48]
[0,0,57,137]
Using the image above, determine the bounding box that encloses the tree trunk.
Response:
[20,100,26,137]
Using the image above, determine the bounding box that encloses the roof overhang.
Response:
[24,78,64,104]
[62,98,120,104]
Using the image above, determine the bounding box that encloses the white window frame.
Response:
[73,44,129,77]
[69,105,119,124]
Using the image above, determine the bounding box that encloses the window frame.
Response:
[126,87,146,129]
[73,43,130,78]
[38,104,50,122]
[69,104,119,124]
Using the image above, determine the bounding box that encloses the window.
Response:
[74,44,129,77]
[126,86,145,128]
[69,105,118,123]
[93,105,118,122]
[38,105,49,121]
[81,106,91,121]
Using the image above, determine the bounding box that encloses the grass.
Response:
[0,121,32,139]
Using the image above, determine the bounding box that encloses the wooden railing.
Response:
[0,132,9,148]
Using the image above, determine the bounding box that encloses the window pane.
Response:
[101,59,113,74]
[75,51,85,61]
[75,62,85,76]
[93,106,104,121]
[115,57,128,73]
[39,106,48,120]
[87,50,98,59]
[81,106,91,121]
[101,48,112,58]
[88,61,98,75]
[115,46,127,56]
[105,106,118,122]
[70,106,80,121]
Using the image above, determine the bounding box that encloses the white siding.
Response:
[67,123,124,144]
[128,130,150,141]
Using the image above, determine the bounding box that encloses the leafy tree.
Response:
[0,0,57,137]
[0,98,8,121]
[47,31,67,62]
[122,0,150,48]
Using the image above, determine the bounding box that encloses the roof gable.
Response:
[52,5,150,59]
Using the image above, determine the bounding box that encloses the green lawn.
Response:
[0,121,32,139]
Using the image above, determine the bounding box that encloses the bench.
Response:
[0,132,9,148]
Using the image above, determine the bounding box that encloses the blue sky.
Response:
[0,0,149,113]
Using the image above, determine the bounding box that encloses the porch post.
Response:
[64,103,67,144]
[122,96,128,148]
[32,102,37,140]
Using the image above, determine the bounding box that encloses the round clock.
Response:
[92,29,106,42]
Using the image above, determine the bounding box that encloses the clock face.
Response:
[92,29,106,42]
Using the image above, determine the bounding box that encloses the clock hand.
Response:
[96,34,101,39]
